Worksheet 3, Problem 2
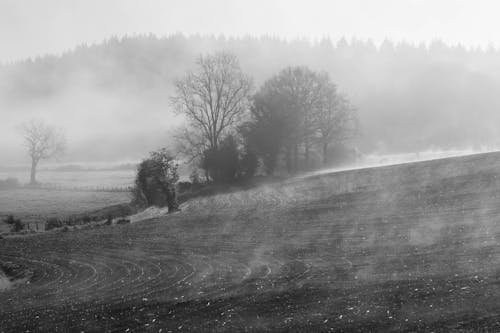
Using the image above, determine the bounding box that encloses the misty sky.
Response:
[2,0,500,63]
[4,1,500,167]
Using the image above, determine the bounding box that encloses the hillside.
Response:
[2,151,500,331]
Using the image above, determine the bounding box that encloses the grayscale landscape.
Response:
[2,1,500,332]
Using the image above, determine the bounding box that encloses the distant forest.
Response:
[2,34,500,159]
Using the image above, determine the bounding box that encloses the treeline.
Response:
[133,52,357,210]
[4,34,500,155]
[5,34,500,101]
[172,52,357,182]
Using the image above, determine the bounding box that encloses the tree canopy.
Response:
[172,51,253,152]
[243,67,357,174]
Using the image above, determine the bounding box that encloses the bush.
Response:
[240,147,259,178]
[3,215,24,232]
[45,218,64,231]
[3,215,16,225]
[189,169,202,185]
[202,135,240,183]
[177,181,192,193]
[14,219,24,232]
[132,148,179,212]
[116,218,130,224]
[65,218,76,226]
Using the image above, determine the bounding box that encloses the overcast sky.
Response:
[2,0,500,62]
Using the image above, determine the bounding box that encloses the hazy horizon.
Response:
[4,34,500,167]
[3,0,500,63]
[5,3,500,332]
[4,1,500,167]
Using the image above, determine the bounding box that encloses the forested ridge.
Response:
[3,34,500,155]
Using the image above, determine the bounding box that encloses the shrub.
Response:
[177,181,192,193]
[45,218,64,231]
[3,215,16,225]
[65,218,75,226]
[132,148,179,212]
[13,219,24,232]
[202,135,240,183]
[116,218,130,224]
[240,147,259,178]
[3,215,24,232]
[189,169,202,185]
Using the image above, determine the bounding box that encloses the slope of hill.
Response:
[2,151,500,331]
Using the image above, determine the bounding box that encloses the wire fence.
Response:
[29,183,132,193]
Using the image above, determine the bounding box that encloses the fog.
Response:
[299,148,494,180]
[0,67,182,165]
[4,2,500,331]
[3,35,500,168]
[3,1,500,169]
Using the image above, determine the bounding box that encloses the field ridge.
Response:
[2,151,500,332]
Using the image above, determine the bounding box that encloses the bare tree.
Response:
[20,120,66,185]
[171,52,253,152]
[173,127,207,164]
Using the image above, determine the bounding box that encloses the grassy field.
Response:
[0,169,135,188]
[2,152,500,331]
[0,189,130,233]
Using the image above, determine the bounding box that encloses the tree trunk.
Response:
[212,126,218,151]
[305,140,310,170]
[293,144,299,173]
[323,142,329,165]
[285,146,292,174]
[166,185,179,213]
[30,159,38,185]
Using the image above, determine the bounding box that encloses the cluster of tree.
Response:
[241,67,357,174]
[5,35,500,99]
[172,52,357,182]
[6,35,500,160]
[131,51,357,209]
[14,50,357,211]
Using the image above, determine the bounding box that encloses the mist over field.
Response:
[3,35,500,167]
[5,1,500,332]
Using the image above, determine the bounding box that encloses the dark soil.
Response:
[3,152,500,332]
